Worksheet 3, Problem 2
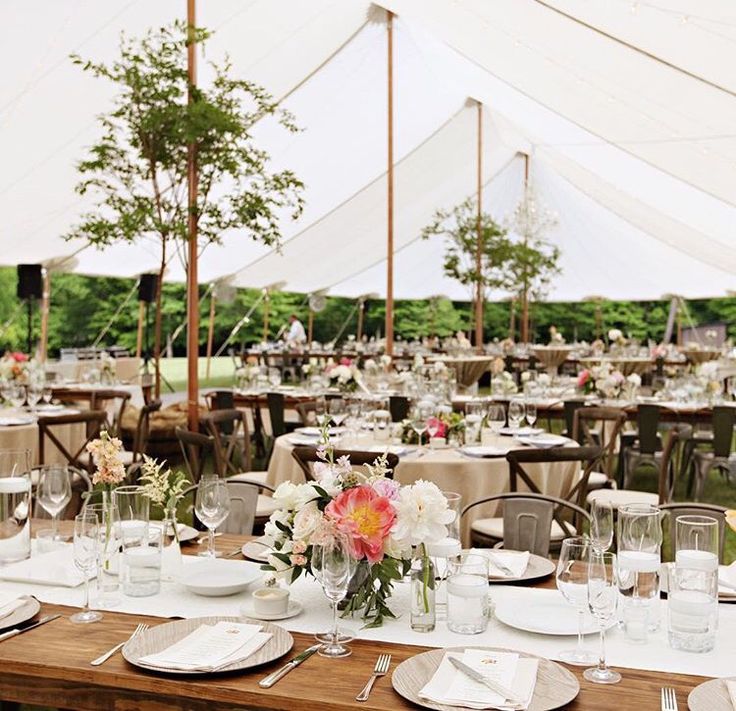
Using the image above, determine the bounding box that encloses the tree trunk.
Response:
[153,236,166,399]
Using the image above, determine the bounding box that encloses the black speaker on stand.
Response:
[17,264,43,355]
[138,274,158,373]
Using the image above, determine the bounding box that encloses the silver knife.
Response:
[259,644,321,688]
[449,656,523,707]
[0,614,61,643]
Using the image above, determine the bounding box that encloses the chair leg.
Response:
[694,459,710,502]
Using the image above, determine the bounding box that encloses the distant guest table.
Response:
[679,348,721,365]
[578,356,653,376]
[267,433,579,545]
[45,356,141,384]
[0,407,85,465]
[426,354,493,389]
[530,346,577,374]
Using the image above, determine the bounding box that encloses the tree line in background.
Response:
[0,267,734,357]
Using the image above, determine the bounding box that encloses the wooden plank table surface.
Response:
[0,530,708,710]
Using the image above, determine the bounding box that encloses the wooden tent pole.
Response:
[385,9,395,356]
[307,308,314,344]
[521,153,531,343]
[508,297,516,341]
[262,290,271,342]
[475,100,483,353]
[357,298,365,342]
[39,269,50,363]
[135,301,145,359]
[186,0,200,430]
[205,290,216,379]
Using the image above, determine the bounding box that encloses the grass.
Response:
[156,356,238,392]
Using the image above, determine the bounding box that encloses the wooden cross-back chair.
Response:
[89,388,132,438]
[572,406,627,488]
[290,446,399,482]
[37,410,107,472]
[175,427,217,484]
[201,409,254,477]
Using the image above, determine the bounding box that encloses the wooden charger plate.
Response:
[392,646,579,711]
[688,677,736,710]
[122,615,293,675]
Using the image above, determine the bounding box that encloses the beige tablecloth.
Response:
[579,356,653,376]
[428,356,492,388]
[0,411,86,466]
[530,346,576,374]
[267,434,580,545]
[680,349,721,365]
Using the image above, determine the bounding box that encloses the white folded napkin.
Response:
[0,592,27,621]
[419,650,538,710]
[0,545,86,587]
[472,549,531,579]
[726,680,736,710]
[139,621,271,672]
[462,446,512,458]
[719,563,736,597]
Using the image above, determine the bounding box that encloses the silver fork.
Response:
[661,687,679,711]
[356,654,391,702]
[91,623,148,666]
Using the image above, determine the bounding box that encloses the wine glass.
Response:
[314,396,329,428]
[486,404,506,435]
[329,398,346,427]
[508,398,526,429]
[26,385,42,412]
[37,465,72,540]
[584,552,621,684]
[556,537,596,665]
[590,499,614,554]
[195,477,230,558]
[41,387,53,405]
[268,367,282,389]
[312,534,355,658]
[8,384,26,409]
[71,512,103,624]
[525,401,537,428]
[410,403,431,449]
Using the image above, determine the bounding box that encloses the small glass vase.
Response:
[161,515,182,581]
[410,547,436,632]
[85,493,122,609]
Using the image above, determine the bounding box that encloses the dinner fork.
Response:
[661,687,678,711]
[90,623,148,666]
[356,653,391,702]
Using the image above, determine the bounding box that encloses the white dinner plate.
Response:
[0,596,40,631]
[365,444,409,456]
[494,592,613,636]
[517,434,571,448]
[178,560,261,597]
[241,537,273,563]
[294,426,346,437]
[286,435,319,446]
[460,445,513,458]
[499,426,545,437]
[239,600,303,621]
[0,416,36,426]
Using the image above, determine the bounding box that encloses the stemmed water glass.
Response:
[71,512,103,624]
[314,396,329,428]
[410,403,432,450]
[268,367,282,389]
[590,499,614,553]
[195,477,231,558]
[8,384,26,409]
[584,552,621,684]
[486,404,506,435]
[37,465,72,540]
[42,387,53,405]
[556,537,596,665]
[508,398,526,429]
[26,385,42,412]
[464,401,484,443]
[329,398,346,427]
[312,534,355,658]
[525,401,537,428]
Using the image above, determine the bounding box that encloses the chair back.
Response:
[711,406,735,459]
[660,502,727,563]
[201,409,253,475]
[506,445,602,535]
[205,390,235,412]
[89,389,132,438]
[131,400,162,464]
[657,425,687,504]
[37,410,107,471]
[637,404,661,454]
[290,446,398,482]
[295,401,318,426]
[461,492,591,557]
[572,406,626,481]
[176,427,217,483]
[141,373,154,406]
[31,464,92,520]
[267,392,287,438]
[389,396,410,423]
[563,400,584,436]
[223,480,259,535]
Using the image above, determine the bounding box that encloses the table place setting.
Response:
[0,544,87,587]
[470,550,531,581]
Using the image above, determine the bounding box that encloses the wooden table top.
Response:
[0,530,708,711]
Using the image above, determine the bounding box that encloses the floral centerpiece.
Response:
[577,363,626,399]
[492,370,518,395]
[263,439,454,627]
[607,328,627,348]
[696,361,723,400]
[325,358,363,392]
[99,352,116,385]
[548,326,565,344]
[139,455,191,542]
[235,363,260,389]
[400,411,465,445]
[0,352,41,385]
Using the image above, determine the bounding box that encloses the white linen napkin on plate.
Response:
[139,621,271,672]
[471,549,531,579]
[718,563,736,598]
[0,545,85,587]
[419,650,538,710]
[0,591,27,620]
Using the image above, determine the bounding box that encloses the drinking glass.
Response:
[590,499,614,554]
[195,477,230,557]
[268,367,282,389]
[112,486,150,529]
[329,397,346,426]
[0,449,32,563]
[584,552,621,684]
[486,404,506,435]
[41,387,53,405]
[84,501,122,608]
[667,565,718,653]
[508,398,526,429]
[464,401,484,443]
[8,384,26,409]
[373,410,391,442]
[314,396,329,427]
[311,534,355,657]
[26,385,42,412]
[410,405,430,448]
[525,401,537,427]
[36,465,72,540]
[428,492,463,619]
[674,515,719,572]
[71,512,103,624]
[446,553,490,634]
[121,524,163,597]
[556,537,596,665]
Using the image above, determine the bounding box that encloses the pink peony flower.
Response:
[577,370,590,387]
[371,477,401,501]
[325,485,396,563]
[426,416,447,439]
[339,357,353,367]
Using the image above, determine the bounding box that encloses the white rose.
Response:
[520,371,531,383]
[608,328,623,342]
[292,503,323,543]
[272,481,299,510]
[293,483,321,511]
[626,373,641,387]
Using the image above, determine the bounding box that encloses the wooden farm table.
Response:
[0,530,708,711]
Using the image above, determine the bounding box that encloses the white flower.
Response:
[293,483,321,511]
[626,373,642,387]
[264,508,291,543]
[331,364,353,384]
[272,482,300,511]
[433,360,447,373]
[383,534,411,560]
[391,480,455,547]
[380,354,392,367]
[413,354,425,369]
[608,328,623,342]
[520,371,531,383]
[537,373,551,386]
[292,503,323,543]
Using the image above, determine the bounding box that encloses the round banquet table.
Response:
[426,355,493,389]
[679,348,721,365]
[0,409,86,466]
[529,346,576,374]
[266,434,580,545]
[578,356,654,376]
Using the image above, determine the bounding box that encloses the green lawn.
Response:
[157,356,238,392]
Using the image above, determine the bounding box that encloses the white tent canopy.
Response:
[2,0,735,301]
